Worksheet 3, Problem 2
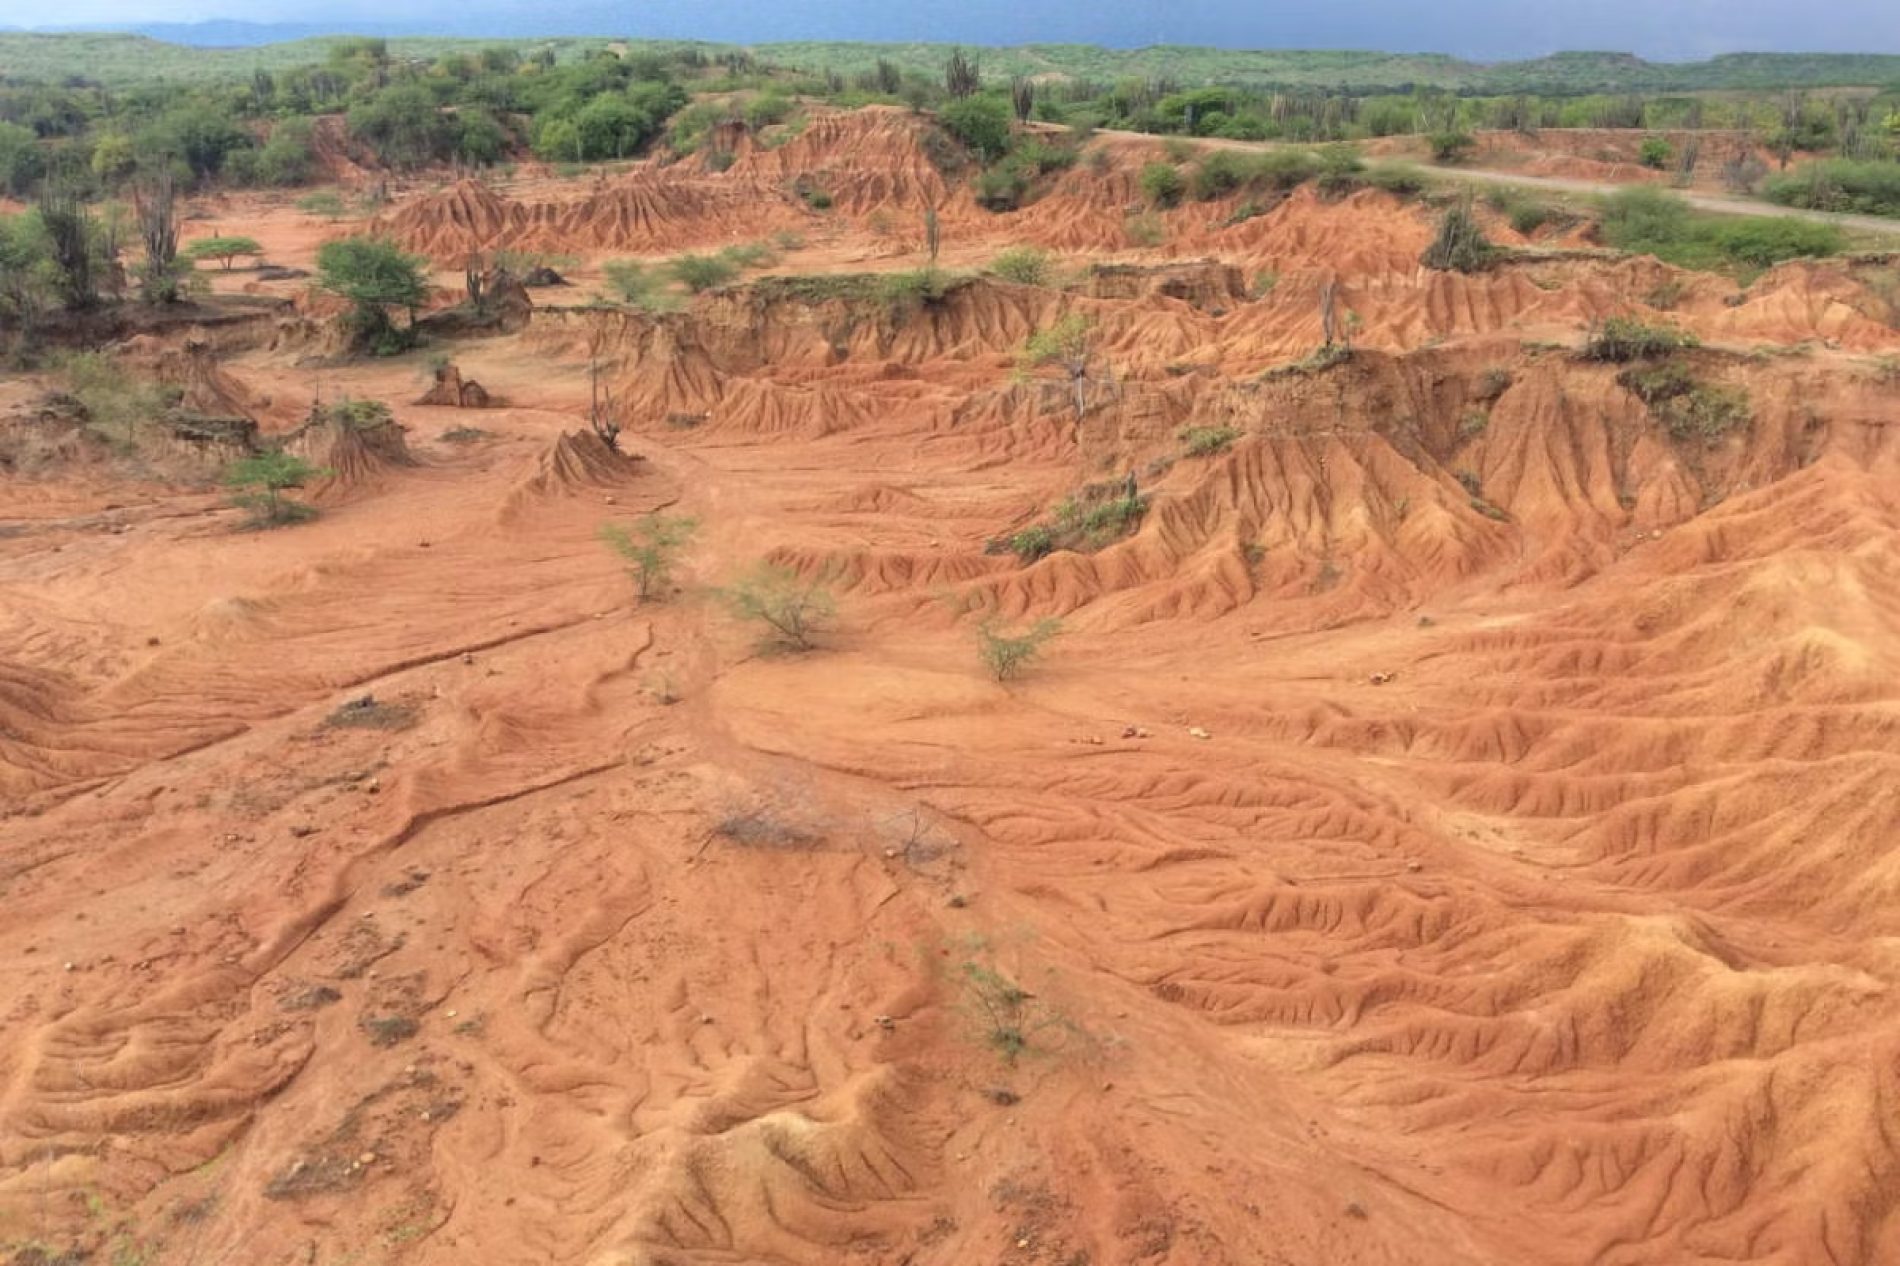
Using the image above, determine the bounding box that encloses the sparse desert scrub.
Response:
[977,618,1060,681]
[721,563,836,651]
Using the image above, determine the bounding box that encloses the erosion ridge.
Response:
[2,103,1899,1266]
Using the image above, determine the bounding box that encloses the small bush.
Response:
[721,564,836,651]
[1581,316,1698,362]
[1638,137,1672,170]
[989,246,1053,286]
[1179,425,1240,457]
[295,190,347,220]
[1004,524,1054,562]
[977,618,1060,682]
[1427,131,1476,163]
[1362,163,1427,197]
[719,241,778,270]
[1458,410,1490,439]
[939,95,1012,162]
[602,259,679,312]
[1140,162,1185,208]
[1191,150,1249,201]
[225,450,326,527]
[1475,368,1513,400]
[668,253,739,293]
[973,163,1029,211]
[600,514,698,600]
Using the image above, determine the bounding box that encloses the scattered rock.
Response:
[1188,726,1211,740]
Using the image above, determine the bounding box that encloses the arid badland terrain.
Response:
[4,106,1900,1266]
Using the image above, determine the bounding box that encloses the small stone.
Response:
[63,961,75,972]
[445,1009,458,1019]
[1017,1239,1030,1250]
[357,1152,377,1166]
[1189,726,1211,740]
[1405,860,1423,873]
[461,652,475,665]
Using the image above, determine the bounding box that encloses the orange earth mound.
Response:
[4,108,1900,1266]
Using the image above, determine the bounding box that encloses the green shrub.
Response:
[667,253,739,293]
[1191,150,1248,201]
[600,514,697,600]
[719,241,779,270]
[989,246,1053,285]
[977,618,1060,682]
[1601,186,1845,273]
[1140,162,1185,208]
[1582,316,1698,362]
[1180,425,1240,457]
[225,450,325,527]
[1004,524,1054,561]
[1428,131,1476,163]
[1638,137,1672,170]
[1665,384,1752,441]
[721,564,836,651]
[1764,160,1900,218]
[601,259,680,311]
[939,95,1012,162]
[973,163,1028,211]
[1362,163,1427,197]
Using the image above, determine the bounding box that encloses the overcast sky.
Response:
[18,0,1900,61]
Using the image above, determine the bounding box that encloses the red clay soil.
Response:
[4,109,1900,1266]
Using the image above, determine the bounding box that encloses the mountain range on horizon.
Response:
[5,0,1900,62]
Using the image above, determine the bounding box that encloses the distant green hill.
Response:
[2,32,1898,93]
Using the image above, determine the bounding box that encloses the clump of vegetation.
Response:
[1139,161,1185,208]
[989,246,1054,286]
[1617,362,1752,441]
[938,94,1011,161]
[1179,425,1240,457]
[667,252,739,293]
[1420,197,1497,272]
[1581,315,1699,362]
[1124,212,1166,248]
[1016,313,1101,419]
[295,191,348,221]
[601,259,679,312]
[958,958,1064,1064]
[1638,136,1673,169]
[315,236,429,355]
[721,563,836,651]
[53,351,177,448]
[1599,187,1845,275]
[977,618,1060,681]
[1361,162,1428,196]
[1001,523,1056,562]
[1458,409,1490,438]
[183,235,263,270]
[1427,130,1476,163]
[320,397,394,430]
[225,450,326,527]
[1764,159,1900,218]
[600,514,698,600]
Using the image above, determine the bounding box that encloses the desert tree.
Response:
[315,236,430,354]
[182,235,265,271]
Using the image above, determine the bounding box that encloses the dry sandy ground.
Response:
[4,110,1900,1266]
